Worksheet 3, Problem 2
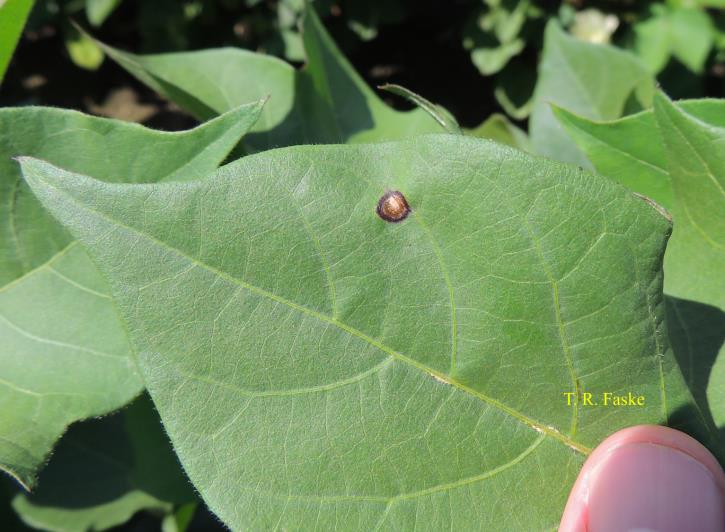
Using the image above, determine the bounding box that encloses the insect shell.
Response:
[376,190,411,223]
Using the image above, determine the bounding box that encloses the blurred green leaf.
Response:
[0,102,263,489]
[530,21,654,167]
[493,62,535,120]
[98,6,442,152]
[467,113,530,151]
[13,394,196,532]
[635,5,715,74]
[653,92,725,311]
[65,23,104,70]
[19,133,711,529]
[0,0,35,83]
[343,0,406,42]
[379,83,462,134]
[667,0,725,8]
[161,502,197,532]
[463,1,530,76]
[470,39,524,76]
[85,0,122,27]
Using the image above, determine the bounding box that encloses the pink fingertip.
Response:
[559,425,725,532]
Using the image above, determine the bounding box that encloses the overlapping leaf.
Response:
[552,95,725,309]
[0,102,262,489]
[554,94,725,444]
[96,7,442,152]
[530,21,654,167]
[19,135,708,529]
[653,94,725,311]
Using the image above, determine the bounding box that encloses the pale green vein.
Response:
[289,165,338,319]
[411,211,458,376]
[172,357,393,398]
[0,376,42,397]
[0,241,78,295]
[373,434,546,529]
[0,312,122,360]
[212,432,546,506]
[6,176,28,272]
[513,187,579,438]
[47,266,110,299]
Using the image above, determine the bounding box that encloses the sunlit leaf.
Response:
[19,134,710,529]
[0,102,263,489]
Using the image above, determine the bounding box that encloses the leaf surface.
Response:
[12,394,195,532]
[530,22,654,167]
[19,136,704,530]
[553,99,725,211]
[98,7,442,152]
[0,102,262,488]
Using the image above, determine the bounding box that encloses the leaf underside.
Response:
[19,135,703,530]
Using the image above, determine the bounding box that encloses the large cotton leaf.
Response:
[530,21,654,167]
[12,394,195,532]
[0,102,262,489]
[97,7,441,152]
[19,135,707,530]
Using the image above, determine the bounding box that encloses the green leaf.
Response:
[96,6,442,152]
[530,21,654,167]
[161,502,197,532]
[470,39,525,76]
[0,102,263,489]
[19,135,709,529]
[653,93,725,311]
[493,62,535,120]
[635,6,715,74]
[0,0,35,83]
[85,0,122,27]
[467,113,530,151]
[64,24,104,71]
[12,394,195,532]
[552,99,725,211]
[379,84,462,135]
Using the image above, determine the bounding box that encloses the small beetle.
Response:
[376,190,410,223]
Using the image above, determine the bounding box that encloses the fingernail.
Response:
[588,442,724,532]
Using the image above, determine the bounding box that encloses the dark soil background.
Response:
[4,0,720,134]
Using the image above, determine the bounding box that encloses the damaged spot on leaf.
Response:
[376,190,410,223]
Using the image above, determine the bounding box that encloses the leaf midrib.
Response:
[33,171,592,456]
